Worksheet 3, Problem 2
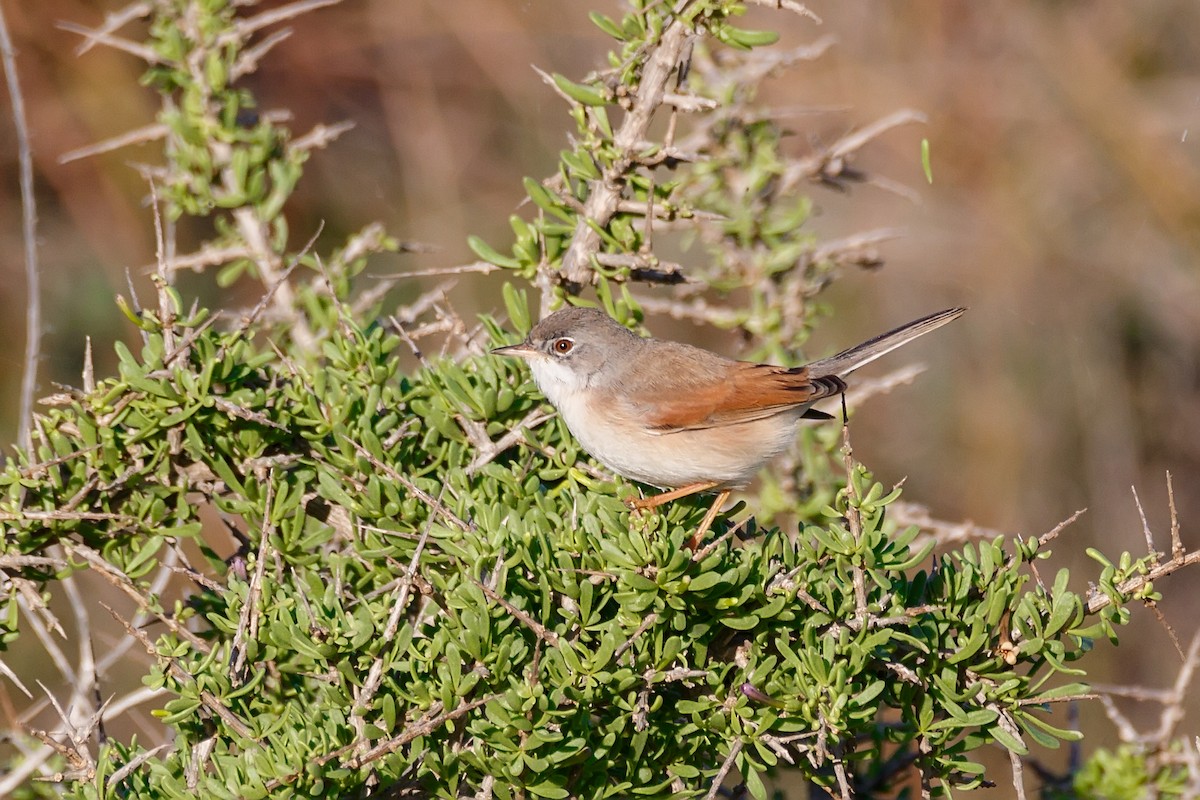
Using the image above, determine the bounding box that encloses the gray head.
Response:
[492,306,642,401]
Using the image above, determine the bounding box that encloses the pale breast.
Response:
[560,392,803,489]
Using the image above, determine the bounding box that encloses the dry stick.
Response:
[1085,548,1200,615]
[465,408,555,475]
[65,543,212,654]
[831,745,855,800]
[473,578,560,647]
[558,9,695,287]
[999,714,1029,800]
[59,122,169,164]
[744,0,822,21]
[147,180,177,352]
[101,603,257,742]
[0,5,40,452]
[290,119,355,153]
[60,572,104,746]
[69,0,151,55]
[783,108,928,191]
[232,207,317,351]
[231,27,291,81]
[354,494,439,734]
[614,613,659,660]
[264,692,499,790]
[106,743,171,791]
[394,261,499,279]
[230,475,276,682]
[703,739,743,800]
[349,440,473,532]
[1155,629,1200,745]
[840,425,869,620]
[57,20,162,64]
[234,0,343,37]
[1036,507,1089,548]
[1167,471,1183,559]
[1132,485,1158,559]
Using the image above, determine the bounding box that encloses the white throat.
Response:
[526,358,591,409]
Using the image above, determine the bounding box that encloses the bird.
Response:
[493,305,964,546]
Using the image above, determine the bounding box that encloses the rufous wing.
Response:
[637,363,845,433]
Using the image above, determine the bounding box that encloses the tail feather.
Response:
[806,307,966,378]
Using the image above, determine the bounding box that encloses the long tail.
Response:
[806,307,966,378]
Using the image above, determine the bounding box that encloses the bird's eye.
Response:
[552,338,574,355]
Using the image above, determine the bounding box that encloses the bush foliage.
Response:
[1,1,1194,799]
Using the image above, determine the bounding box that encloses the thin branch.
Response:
[354,494,439,731]
[230,476,276,682]
[473,578,560,647]
[1132,485,1158,559]
[0,4,41,451]
[704,739,743,800]
[69,2,152,56]
[235,0,343,38]
[59,122,168,164]
[465,408,555,475]
[106,744,171,791]
[1167,471,1183,559]
[1086,548,1200,614]
[57,21,163,64]
[101,604,256,741]
[349,440,473,532]
[559,14,695,287]
[744,0,822,22]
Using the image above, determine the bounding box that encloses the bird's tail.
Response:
[806,307,966,378]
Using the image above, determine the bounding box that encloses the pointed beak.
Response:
[492,341,536,358]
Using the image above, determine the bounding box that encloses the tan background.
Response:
[1,0,1198,789]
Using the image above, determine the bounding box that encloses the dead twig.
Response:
[0,3,41,452]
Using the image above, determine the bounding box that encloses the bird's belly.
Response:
[559,395,802,489]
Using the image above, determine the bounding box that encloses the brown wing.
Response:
[636,362,846,433]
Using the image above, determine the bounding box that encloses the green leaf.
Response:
[551,72,608,106]
[468,234,520,268]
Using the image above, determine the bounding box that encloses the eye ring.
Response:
[552,338,574,355]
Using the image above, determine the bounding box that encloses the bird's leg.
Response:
[625,483,731,549]
[626,481,719,511]
[687,489,731,550]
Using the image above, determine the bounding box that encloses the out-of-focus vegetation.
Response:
[0,0,1197,797]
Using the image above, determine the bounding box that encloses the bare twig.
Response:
[465,407,555,475]
[1086,548,1200,615]
[64,543,212,654]
[230,476,276,682]
[473,578,560,647]
[744,0,821,23]
[1167,471,1183,559]
[1132,486,1158,560]
[59,122,168,164]
[106,744,171,790]
[0,4,41,452]
[704,739,743,800]
[67,2,152,55]
[353,494,438,735]
[57,20,163,63]
[349,440,473,532]
[235,0,343,37]
[101,604,256,741]
[559,13,695,289]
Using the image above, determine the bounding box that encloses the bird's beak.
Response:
[492,341,536,358]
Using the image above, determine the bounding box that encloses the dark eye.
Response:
[552,338,574,355]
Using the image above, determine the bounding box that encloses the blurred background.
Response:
[1,0,1198,787]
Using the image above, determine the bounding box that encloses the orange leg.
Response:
[625,481,719,511]
[625,482,731,549]
[687,489,730,550]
